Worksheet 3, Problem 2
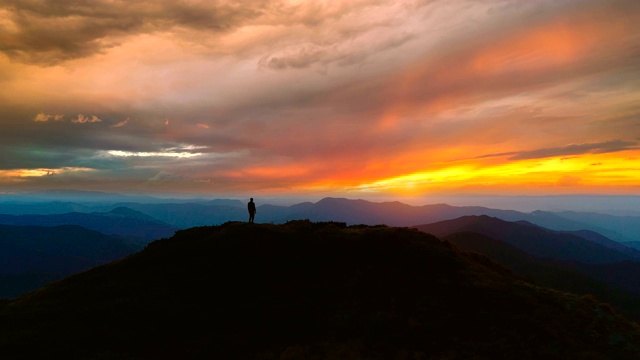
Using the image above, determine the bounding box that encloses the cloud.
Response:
[110,118,129,128]
[0,0,428,69]
[34,112,105,124]
[1,0,640,195]
[0,167,93,180]
[33,112,63,122]
[475,141,638,162]
[508,141,638,161]
[556,175,582,187]
[257,25,416,71]
[147,171,182,184]
[106,150,203,159]
[0,0,270,64]
[71,114,102,124]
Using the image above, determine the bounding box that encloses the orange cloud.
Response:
[34,113,64,122]
[375,2,638,130]
[2,1,640,197]
[470,21,603,76]
[71,114,102,124]
[0,167,94,181]
[111,118,129,128]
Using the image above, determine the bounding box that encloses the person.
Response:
[247,197,256,223]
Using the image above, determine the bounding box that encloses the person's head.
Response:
[250,198,253,201]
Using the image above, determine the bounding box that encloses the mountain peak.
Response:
[316,196,360,204]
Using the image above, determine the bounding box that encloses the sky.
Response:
[1,0,639,199]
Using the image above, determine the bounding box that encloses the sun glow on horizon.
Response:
[0,168,95,181]
[348,151,640,195]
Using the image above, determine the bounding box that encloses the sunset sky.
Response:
[1,0,639,199]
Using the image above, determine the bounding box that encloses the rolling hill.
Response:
[0,224,139,298]
[415,216,640,320]
[415,215,639,264]
[442,231,640,321]
[0,207,177,243]
[1,222,639,359]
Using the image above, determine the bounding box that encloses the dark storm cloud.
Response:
[0,109,229,172]
[0,0,269,64]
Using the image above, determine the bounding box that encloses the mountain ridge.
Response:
[415,215,640,263]
[1,196,638,244]
[0,208,177,242]
[441,231,640,321]
[2,221,640,359]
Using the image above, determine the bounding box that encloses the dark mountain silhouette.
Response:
[552,210,640,242]
[627,241,640,251]
[415,215,637,264]
[2,221,640,359]
[509,220,640,258]
[416,216,640,312]
[259,198,640,245]
[522,210,638,243]
[2,197,527,228]
[569,261,640,296]
[0,224,138,298]
[443,231,640,321]
[558,229,640,258]
[0,207,177,243]
[273,197,524,226]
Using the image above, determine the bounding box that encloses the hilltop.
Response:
[1,221,640,359]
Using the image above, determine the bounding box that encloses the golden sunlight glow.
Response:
[0,169,54,178]
[350,151,640,194]
[0,167,95,180]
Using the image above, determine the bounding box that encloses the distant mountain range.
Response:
[415,215,640,264]
[440,231,640,312]
[0,207,177,243]
[0,224,138,298]
[0,207,177,298]
[1,195,639,308]
[2,222,639,359]
[2,196,637,243]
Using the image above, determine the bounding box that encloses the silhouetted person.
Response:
[248,198,256,223]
